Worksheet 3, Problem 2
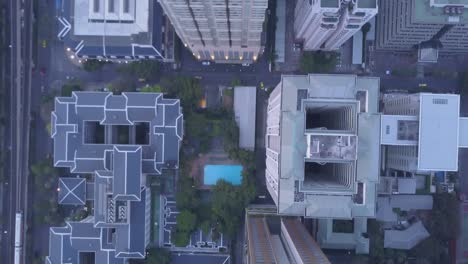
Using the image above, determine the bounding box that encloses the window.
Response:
[386,125,390,135]
[123,0,130,13]
[433,98,448,105]
[108,0,115,13]
[93,0,100,12]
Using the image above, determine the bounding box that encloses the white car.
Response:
[242,63,250,67]
[202,61,211,66]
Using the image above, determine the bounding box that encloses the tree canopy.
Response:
[83,59,107,72]
[120,60,160,80]
[299,51,337,74]
[176,210,197,233]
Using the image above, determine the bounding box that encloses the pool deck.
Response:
[190,141,239,189]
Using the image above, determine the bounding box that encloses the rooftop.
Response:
[58,0,165,59]
[51,92,183,174]
[234,87,257,151]
[418,93,460,171]
[47,92,183,264]
[414,0,468,24]
[384,222,430,250]
[357,0,378,9]
[267,74,380,219]
[58,177,87,205]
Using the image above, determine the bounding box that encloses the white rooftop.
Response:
[74,0,149,36]
[234,87,257,151]
[418,93,460,171]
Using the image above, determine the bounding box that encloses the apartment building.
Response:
[158,0,268,63]
[376,0,468,53]
[245,214,330,264]
[57,0,173,61]
[46,92,183,264]
[294,0,378,51]
[265,74,381,219]
[381,93,468,174]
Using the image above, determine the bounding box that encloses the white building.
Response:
[234,87,257,151]
[294,0,378,51]
[265,74,381,219]
[381,93,468,174]
[158,0,268,64]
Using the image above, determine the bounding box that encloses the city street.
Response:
[1,0,34,263]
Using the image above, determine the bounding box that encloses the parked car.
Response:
[201,61,211,66]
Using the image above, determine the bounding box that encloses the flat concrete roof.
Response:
[384,221,430,250]
[414,0,468,24]
[460,118,468,147]
[58,0,164,59]
[418,93,460,171]
[270,74,380,219]
[234,87,257,150]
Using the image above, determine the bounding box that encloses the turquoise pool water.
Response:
[204,165,243,185]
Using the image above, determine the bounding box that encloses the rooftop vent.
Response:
[444,6,464,15]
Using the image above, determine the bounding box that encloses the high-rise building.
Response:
[381,93,468,174]
[376,0,468,53]
[245,214,330,264]
[158,0,268,63]
[265,74,381,219]
[294,0,378,51]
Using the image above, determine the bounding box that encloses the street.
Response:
[1,0,34,263]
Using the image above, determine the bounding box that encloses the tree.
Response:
[176,210,197,233]
[159,76,202,110]
[411,237,447,264]
[120,60,160,80]
[299,51,337,73]
[175,176,200,211]
[107,78,135,94]
[172,230,190,247]
[140,84,163,93]
[211,180,245,236]
[429,193,460,241]
[61,81,81,97]
[146,247,171,264]
[361,22,371,35]
[83,59,107,72]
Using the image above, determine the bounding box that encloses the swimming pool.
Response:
[204,165,243,185]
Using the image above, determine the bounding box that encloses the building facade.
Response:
[294,0,377,51]
[376,0,468,53]
[265,74,381,219]
[58,0,173,61]
[46,92,183,264]
[158,0,268,63]
[245,214,330,264]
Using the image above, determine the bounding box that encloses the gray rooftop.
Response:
[47,92,183,264]
[390,195,433,211]
[52,92,183,175]
[58,177,86,205]
[384,221,430,250]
